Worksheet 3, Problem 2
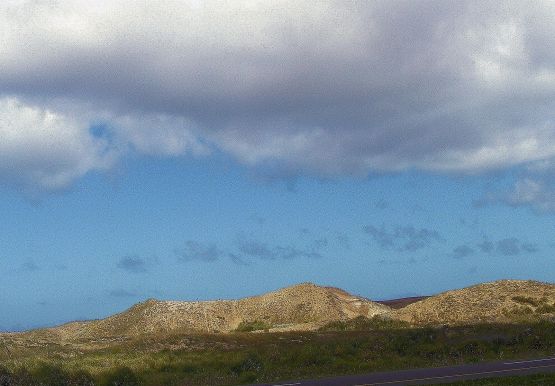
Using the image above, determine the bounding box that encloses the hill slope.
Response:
[393,280,555,325]
[50,283,390,340]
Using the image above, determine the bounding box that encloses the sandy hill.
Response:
[393,280,555,325]
[50,283,390,340]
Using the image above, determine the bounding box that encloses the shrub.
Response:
[512,306,534,315]
[11,368,34,386]
[68,370,95,386]
[32,364,71,386]
[102,367,139,386]
[512,296,540,307]
[230,354,264,375]
[235,320,271,332]
[230,354,264,383]
[319,316,409,331]
[535,303,555,314]
[0,366,12,386]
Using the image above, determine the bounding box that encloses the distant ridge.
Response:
[377,296,430,310]
[6,279,555,342]
[46,282,390,341]
[394,279,555,325]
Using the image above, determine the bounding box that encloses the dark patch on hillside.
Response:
[377,296,430,309]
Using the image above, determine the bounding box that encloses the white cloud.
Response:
[0,97,212,191]
[505,178,555,213]
[0,97,114,191]
[110,114,208,157]
[1,1,555,189]
[478,177,555,214]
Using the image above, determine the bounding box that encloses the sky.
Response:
[1,0,555,331]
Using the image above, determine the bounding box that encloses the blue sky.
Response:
[1,0,555,331]
[1,155,553,331]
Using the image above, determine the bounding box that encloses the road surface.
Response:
[252,356,555,385]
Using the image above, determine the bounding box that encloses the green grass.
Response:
[234,320,272,332]
[1,320,555,385]
[319,315,410,331]
[438,372,555,385]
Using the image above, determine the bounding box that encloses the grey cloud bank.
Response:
[452,245,475,259]
[237,239,322,260]
[363,225,442,252]
[476,237,539,256]
[108,289,138,298]
[175,241,222,262]
[1,1,555,190]
[116,256,148,273]
[478,178,555,214]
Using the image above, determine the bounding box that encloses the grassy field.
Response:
[438,372,555,385]
[1,319,555,385]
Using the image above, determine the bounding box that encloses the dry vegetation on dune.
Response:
[394,280,555,325]
[42,283,390,343]
[6,279,555,348]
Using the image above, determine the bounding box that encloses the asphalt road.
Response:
[252,356,555,385]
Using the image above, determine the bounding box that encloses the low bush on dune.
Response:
[100,367,140,386]
[319,315,410,331]
[234,320,272,332]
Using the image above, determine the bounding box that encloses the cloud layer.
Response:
[363,225,442,252]
[116,256,148,273]
[0,97,114,191]
[2,1,555,190]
